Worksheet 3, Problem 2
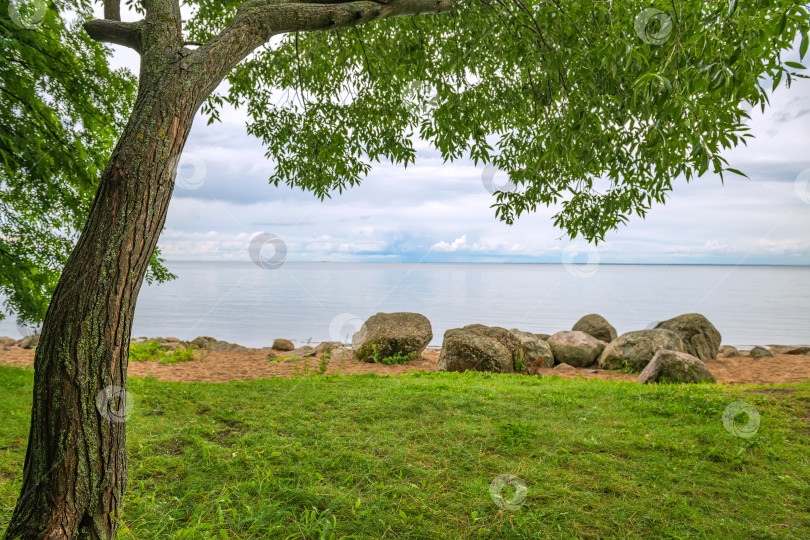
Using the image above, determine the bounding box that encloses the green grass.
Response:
[129,340,200,364]
[1,365,809,538]
[129,340,169,362]
[371,346,417,365]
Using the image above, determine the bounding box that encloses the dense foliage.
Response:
[188,0,808,241]
[0,0,173,326]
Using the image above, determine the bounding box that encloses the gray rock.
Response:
[292,346,317,358]
[572,314,618,343]
[272,338,295,351]
[438,327,515,374]
[0,336,16,346]
[547,331,606,368]
[509,329,555,370]
[769,345,810,356]
[654,313,721,361]
[190,336,246,352]
[315,341,342,354]
[638,349,716,384]
[352,312,432,363]
[554,363,576,370]
[19,334,40,349]
[718,345,742,358]
[749,346,773,358]
[598,329,685,372]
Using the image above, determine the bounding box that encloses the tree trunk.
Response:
[5,0,453,536]
[4,59,200,540]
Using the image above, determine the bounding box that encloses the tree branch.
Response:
[193,0,453,91]
[83,19,143,52]
[104,0,121,21]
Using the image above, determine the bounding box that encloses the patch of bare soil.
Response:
[2,345,808,385]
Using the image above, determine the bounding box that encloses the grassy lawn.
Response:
[1,365,809,539]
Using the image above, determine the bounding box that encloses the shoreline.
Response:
[2,335,810,386]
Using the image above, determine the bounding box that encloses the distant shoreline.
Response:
[158,260,810,268]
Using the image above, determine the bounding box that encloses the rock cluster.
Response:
[433,312,736,385]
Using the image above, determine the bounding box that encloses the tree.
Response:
[0,0,174,330]
[3,0,807,537]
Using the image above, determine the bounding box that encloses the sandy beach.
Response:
[1,342,808,385]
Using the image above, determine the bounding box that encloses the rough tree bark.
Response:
[4,0,451,538]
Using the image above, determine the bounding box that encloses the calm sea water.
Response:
[2,262,809,348]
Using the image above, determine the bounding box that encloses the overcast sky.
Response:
[104,7,810,266]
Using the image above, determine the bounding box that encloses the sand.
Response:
[1,345,808,385]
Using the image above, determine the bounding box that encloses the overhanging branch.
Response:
[83,19,143,52]
[194,0,453,91]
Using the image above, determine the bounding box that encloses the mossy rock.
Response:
[438,328,514,373]
[598,329,685,372]
[572,314,617,343]
[638,349,716,384]
[654,313,721,361]
[351,312,432,363]
[547,331,606,368]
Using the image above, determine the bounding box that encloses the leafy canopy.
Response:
[186,0,807,241]
[0,0,174,325]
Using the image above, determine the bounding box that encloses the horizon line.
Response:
[161,260,810,268]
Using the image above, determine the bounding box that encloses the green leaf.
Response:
[726,168,749,178]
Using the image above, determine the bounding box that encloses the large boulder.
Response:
[0,336,16,346]
[272,338,295,351]
[19,334,40,349]
[438,327,515,373]
[572,314,617,343]
[718,345,742,358]
[598,329,685,372]
[749,346,773,359]
[654,313,721,361]
[546,331,606,368]
[638,350,716,384]
[352,312,432,363]
[509,329,555,370]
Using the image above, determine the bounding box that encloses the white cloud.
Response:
[431,235,469,252]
